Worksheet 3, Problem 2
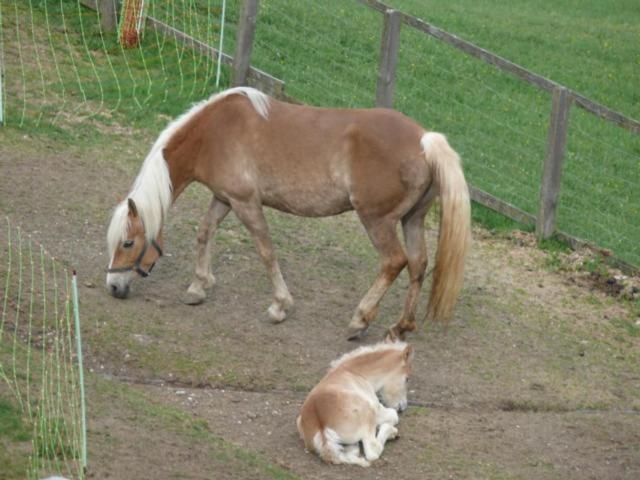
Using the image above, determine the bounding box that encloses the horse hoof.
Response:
[384,326,404,342]
[180,291,205,305]
[203,274,216,290]
[267,304,287,323]
[347,325,369,341]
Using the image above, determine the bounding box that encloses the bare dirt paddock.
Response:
[1,131,639,479]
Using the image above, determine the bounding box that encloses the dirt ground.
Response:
[1,131,639,479]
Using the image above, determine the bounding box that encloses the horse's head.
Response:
[378,344,414,412]
[106,198,163,298]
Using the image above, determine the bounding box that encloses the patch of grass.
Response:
[471,203,531,234]
[579,255,609,277]
[404,405,428,417]
[610,317,640,338]
[498,399,571,413]
[0,396,31,442]
[0,396,31,480]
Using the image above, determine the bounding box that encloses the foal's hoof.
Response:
[180,289,206,305]
[347,325,369,341]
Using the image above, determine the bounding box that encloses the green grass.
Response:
[1,0,638,266]
[0,395,31,480]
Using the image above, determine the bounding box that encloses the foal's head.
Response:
[106,198,163,298]
[378,344,414,412]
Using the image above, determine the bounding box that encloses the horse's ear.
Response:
[127,198,139,218]
[403,344,414,363]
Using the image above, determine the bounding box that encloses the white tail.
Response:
[421,132,471,323]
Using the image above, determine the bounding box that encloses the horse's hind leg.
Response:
[230,200,294,322]
[388,189,435,339]
[348,217,407,340]
[182,197,231,305]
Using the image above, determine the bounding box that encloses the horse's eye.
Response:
[123,240,134,249]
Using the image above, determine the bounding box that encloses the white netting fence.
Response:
[1,218,86,480]
[0,0,232,129]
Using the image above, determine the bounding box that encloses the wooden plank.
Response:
[469,186,536,227]
[536,86,571,240]
[97,0,119,32]
[145,16,285,98]
[571,92,640,134]
[375,9,402,108]
[80,0,121,33]
[232,0,260,87]
[358,0,640,135]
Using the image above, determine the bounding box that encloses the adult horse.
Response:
[106,87,470,339]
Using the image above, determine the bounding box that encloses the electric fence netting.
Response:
[0,218,86,480]
[0,0,231,129]
[247,0,639,268]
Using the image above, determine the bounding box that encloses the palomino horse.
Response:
[106,87,470,339]
[297,341,413,466]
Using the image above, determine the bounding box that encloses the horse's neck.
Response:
[343,352,391,390]
[165,153,194,202]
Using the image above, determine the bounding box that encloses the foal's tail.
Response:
[421,132,471,323]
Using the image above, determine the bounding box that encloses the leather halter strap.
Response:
[107,239,163,278]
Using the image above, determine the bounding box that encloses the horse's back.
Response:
[255,99,430,217]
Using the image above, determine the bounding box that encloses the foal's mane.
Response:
[107,87,270,258]
[329,341,407,371]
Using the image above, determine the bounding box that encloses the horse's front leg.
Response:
[230,200,294,322]
[181,197,230,305]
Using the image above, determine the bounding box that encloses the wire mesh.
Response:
[0,218,85,480]
[0,0,230,128]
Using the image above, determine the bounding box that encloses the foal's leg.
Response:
[348,217,407,340]
[361,425,385,462]
[182,197,231,305]
[388,191,435,339]
[230,200,294,322]
[376,423,399,445]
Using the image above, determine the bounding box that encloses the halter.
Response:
[107,239,163,278]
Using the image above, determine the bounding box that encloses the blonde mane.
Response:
[107,87,270,258]
[329,341,407,371]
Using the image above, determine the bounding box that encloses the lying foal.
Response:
[297,341,413,466]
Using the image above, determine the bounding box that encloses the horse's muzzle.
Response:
[109,282,130,299]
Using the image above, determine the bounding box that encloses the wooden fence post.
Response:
[97,0,119,32]
[232,0,260,87]
[536,86,571,240]
[375,9,401,108]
